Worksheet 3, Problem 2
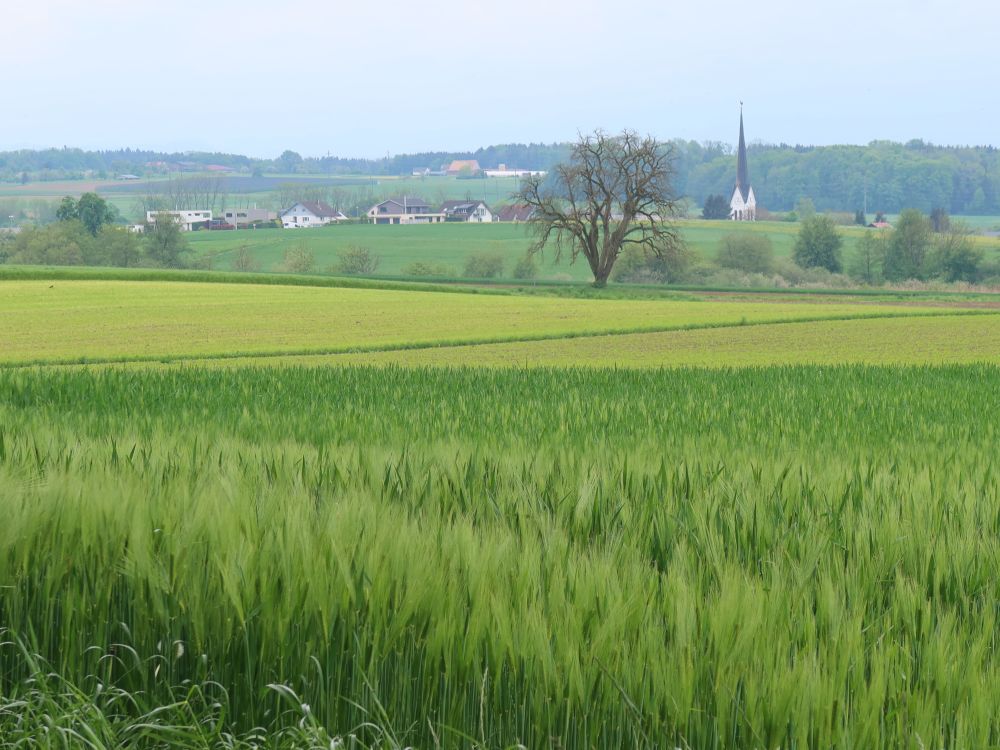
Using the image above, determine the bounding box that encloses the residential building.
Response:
[495,204,536,222]
[445,159,481,176]
[440,200,493,223]
[280,201,347,228]
[367,197,446,224]
[730,107,757,221]
[223,207,278,227]
[145,209,212,231]
[483,165,547,178]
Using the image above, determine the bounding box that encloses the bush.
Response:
[611,244,692,285]
[795,197,816,220]
[827,212,856,226]
[280,245,315,274]
[231,246,259,272]
[512,255,538,280]
[402,261,455,277]
[333,245,380,275]
[715,233,774,274]
[8,221,89,266]
[929,226,983,282]
[463,252,505,279]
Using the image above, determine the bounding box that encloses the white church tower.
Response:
[730,106,757,221]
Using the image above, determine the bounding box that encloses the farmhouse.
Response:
[440,200,493,223]
[145,209,212,231]
[495,204,536,222]
[368,197,446,224]
[223,207,278,227]
[730,107,757,221]
[280,201,347,228]
[445,159,481,176]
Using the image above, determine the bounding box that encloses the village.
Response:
[137,159,542,232]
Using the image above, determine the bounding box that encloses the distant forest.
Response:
[2,139,999,215]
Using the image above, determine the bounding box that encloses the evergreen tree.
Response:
[701,194,731,220]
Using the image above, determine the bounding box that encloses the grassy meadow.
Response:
[187,220,853,280]
[186,220,1000,282]
[2,270,1000,747]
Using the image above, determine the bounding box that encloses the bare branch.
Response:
[513,129,684,287]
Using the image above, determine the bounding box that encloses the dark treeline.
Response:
[3,140,1000,215]
[0,144,572,182]
[677,139,1000,214]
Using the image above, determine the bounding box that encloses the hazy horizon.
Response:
[4,0,998,159]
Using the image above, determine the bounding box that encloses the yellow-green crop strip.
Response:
[0,279,991,367]
[313,314,1000,368]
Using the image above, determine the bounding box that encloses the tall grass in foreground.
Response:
[0,366,999,747]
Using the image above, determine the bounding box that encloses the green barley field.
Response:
[2,271,1000,747]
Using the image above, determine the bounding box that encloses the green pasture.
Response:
[2,365,999,746]
[188,219,873,280]
[0,278,982,367]
[187,219,1000,282]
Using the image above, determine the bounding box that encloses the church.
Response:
[730,108,756,221]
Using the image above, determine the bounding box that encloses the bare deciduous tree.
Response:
[140,175,228,214]
[515,129,683,287]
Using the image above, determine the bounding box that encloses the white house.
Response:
[483,165,547,178]
[145,210,212,231]
[367,197,446,224]
[440,200,493,223]
[280,201,347,228]
[223,207,278,227]
[730,109,757,221]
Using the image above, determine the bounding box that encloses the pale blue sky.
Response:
[3,0,997,157]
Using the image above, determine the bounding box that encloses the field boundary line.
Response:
[7,310,998,370]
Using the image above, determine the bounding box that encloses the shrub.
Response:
[8,221,89,266]
[715,233,774,274]
[929,226,983,282]
[612,245,693,284]
[280,245,315,274]
[463,252,505,279]
[231,246,259,272]
[512,255,538,280]
[402,261,455,277]
[333,245,380,275]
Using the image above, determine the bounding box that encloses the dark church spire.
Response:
[736,104,750,202]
